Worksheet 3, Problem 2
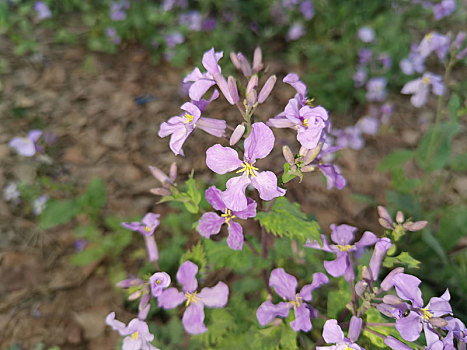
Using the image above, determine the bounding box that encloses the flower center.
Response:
[236,162,259,177]
[421,308,433,320]
[422,76,430,85]
[301,118,309,127]
[306,98,315,106]
[221,208,236,227]
[155,279,161,284]
[288,294,303,310]
[131,332,138,341]
[336,244,354,252]
[185,292,200,306]
[144,225,152,232]
[343,347,353,350]
[183,113,194,124]
[425,32,433,41]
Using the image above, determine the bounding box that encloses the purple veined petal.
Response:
[196,117,227,137]
[169,126,190,156]
[204,186,226,211]
[213,72,235,104]
[183,302,208,335]
[267,115,297,129]
[157,287,186,309]
[138,302,151,320]
[322,319,345,344]
[27,130,43,143]
[301,105,329,121]
[284,98,302,125]
[324,252,349,278]
[384,336,413,350]
[369,237,392,281]
[198,281,229,308]
[141,213,161,235]
[232,197,257,219]
[121,221,143,232]
[193,89,220,113]
[392,273,423,308]
[158,117,182,138]
[401,79,421,94]
[227,221,244,250]
[188,79,217,101]
[355,231,378,248]
[202,48,222,76]
[149,272,171,297]
[410,87,429,108]
[244,122,275,162]
[269,268,298,300]
[250,171,286,201]
[380,267,405,291]
[183,67,204,83]
[290,304,312,332]
[395,311,422,342]
[9,137,36,157]
[177,261,198,293]
[297,123,325,149]
[197,212,224,238]
[144,235,159,262]
[283,73,307,98]
[348,316,363,343]
[206,144,242,174]
[181,102,201,119]
[256,301,291,326]
[427,289,452,317]
[424,322,441,348]
[318,164,347,190]
[330,224,357,245]
[343,260,356,282]
[299,272,329,301]
[221,174,251,211]
[106,312,128,335]
[304,234,335,253]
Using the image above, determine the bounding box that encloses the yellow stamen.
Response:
[421,308,433,320]
[344,347,353,350]
[236,162,259,177]
[425,32,433,41]
[221,208,236,227]
[131,332,138,341]
[185,292,200,306]
[156,279,161,284]
[183,113,194,124]
[144,226,152,232]
[288,294,303,310]
[302,118,309,127]
[422,76,430,85]
[306,98,315,106]
[336,244,354,252]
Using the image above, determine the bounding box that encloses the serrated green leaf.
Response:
[194,309,237,346]
[39,199,82,229]
[377,149,413,172]
[180,241,207,272]
[255,197,321,244]
[383,252,421,269]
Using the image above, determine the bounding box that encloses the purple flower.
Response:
[418,32,450,60]
[401,72,445,108]
[165,32,185,48]
[105,27,121,44]
[305,224,378,281]
[206,123,286,211]
[106,312,159,350]
[381,103,394,124]
[358,26,375,43]
[3,183,20,202]
[110,1,129,21]
[433,0,456,20]
[366,77,387,101]
[179,11,203,31]
[256,268,328,332]
[157,261,229,335]
[333,126,365,150]
[149,272,171,297]
[378,53,392,70]
[444,317,467,343]
[353,67,367,87]
[121,213,160,262]
[368,237,392,281]
[357,116,380,136]
[32,195,48,215]
[300,0,315,20]
[158,98,226,156]
[9,130,42,157]
[202,17,217,31]
[317,318,365,350]
[400,44,426,75]
[384,336,413,350]
[358,48,372,65]
[287,23,305,41]
[34,2,51,20]
[74,239,88,252]
[197,186,257,250]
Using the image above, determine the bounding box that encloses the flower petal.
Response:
[206,144,242,174]
[169,126,190,156]
[189,79,216,101]
[177,261,198,293]
[269,268,297,300]
[392,273,423,308]
[304,234,335,253]
[232,197,257,219]
[198,281,229,308]
[324,252,349,278]
[256,301,290,326]
[290,305,312,332]
[355,230,378,248]
[244,122,275,162]
[27,130,43,143]
[196,117,226,137]
[197,212,224,238]
[267,115,297,129]
[322,319,345,344]
[395,311,422,342]
[297,124,324,149]
[348,316,363,343]
[9,137,36,157]
[149,272,171,297]
[157,288,186,309]
[221,174,251,211]
[250,171,286,201]
[299,272,329,301]
[106,312,128,336]
[330,224,357,245]
[204,186,226,211]
[183,302,208,335]
[227,221,244,250]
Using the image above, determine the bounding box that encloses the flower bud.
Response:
[301,165,315,172]
[403,220,428,232]
[247,89,257,107]
[302,143,322,165]
[258,75,277,103]
[282,145,295,165]
[380,267,404,291]
[246,74,258,94]
[230,52,241,71]
[169,162,177,183]
[396,211,404,224]
[129,290,142,300]
[253,47,263,73]
[355,280,368,296]
[138,303,150,320]
[116,278,143,289]
[150,187,171,196]
[228,76,239,104]
[149,272,171,297]
[453,32,466,50]
[429,317,448,328]
[369,238,392,281]
[377,206,393,229]
[237,53,252,77]
[383,294,403,305]
[230,124,245,146]
[348,316,362,343]
[457,47,467,60]
[149,166,170,185]
[362,266,371,281]
[377,303,405,319]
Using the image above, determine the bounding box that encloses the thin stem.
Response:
[366,322,396,327]
[364,327,386,339]
[245,239,260,256]
[349,280,357,315]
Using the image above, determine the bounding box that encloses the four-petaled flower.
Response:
[401,72,444,108]
[317,318,364,350]
[206,122,286,211]
[9,130,42,157]
[121,213,161,262]
[106,312,159,350]
[305,224,378,281]
[197,186,257,250]
[149,272,171,297]
[257,268,328,332]
[157,261,229,334]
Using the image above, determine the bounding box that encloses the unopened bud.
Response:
[348,316,363,343]
[355,280,368,296]
[258,75,277,103]
[149,166,170,185]
[253,47,263,73]
[150,187,171,196]
[128,290,142,301]
[383,295,403,305]
[378,218,393,230]
[139,293,150,312]
[380,267,404,291]
[404,220,428,232]
[302,143,322,165]
[247,89,257,107]
[457,47,467,60]
[301,165,315,172]
[396,211,404,224]
[453,32,466,50]
[228,76,239,104]
[377,206,393,228]
[362,266,371,281]
[116,278,143,289]
[230,124,245,146]
[282,145,295,165]
[230,52,241,71]
[237,53,252,77]
[169,162,177,183]
[138,303,150,320]
[246,74,258,94]
[369,238,392,281]
[429,317,448,328]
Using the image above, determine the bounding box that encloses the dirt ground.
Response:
[0,34,465,349]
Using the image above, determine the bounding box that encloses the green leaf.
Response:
[255,197,321,244]
[282,163,300,183]
[448,93,460,122]
[194,309,237,346]
[449,153,467,171]
[415,122,460,172]
[39,199,82,229]
[437,206,467,251]
[422,229,448,265]
[70,244,107,266]
[186,175,201,206]
[73,225,101,241]
[180,241,207,272]
[81,177,106,210]
[327,279,351,318]
[383,252,421,269]
[377,149,413,172]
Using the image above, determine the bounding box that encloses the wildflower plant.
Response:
[105,47,466,350]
